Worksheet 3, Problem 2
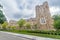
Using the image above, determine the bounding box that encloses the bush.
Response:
[25,23,31,29]
[53,14,60,30]
[2,22,8,30]
[54,20,60,30]
[17,19,26,28]
[10,26,16,30]
[25,30,60,35]
[6,26,11,30]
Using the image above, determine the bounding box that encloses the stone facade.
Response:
[26,1,54,30]
[8,20,17,26]
[8,20,19,30]
[26,18,37,25]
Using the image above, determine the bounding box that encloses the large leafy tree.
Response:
[53,14,60,21]
[53,14,60,30]
[0,10,6,24]
[54,20,60,30]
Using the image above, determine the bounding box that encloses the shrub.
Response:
[6,26,11,30]
[17,19,26,28]
[25,23,31,29]
[54,20,60,30]
[2,22,8,30]
[10,26,16,30]
[25,30,60,35]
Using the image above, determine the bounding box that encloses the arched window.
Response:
[40,17,46,24]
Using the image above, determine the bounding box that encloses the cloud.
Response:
[48,0,60,7]
[14,0,46,20]
[50,7,60,15]
[13,9,35,19]
[0,0,20,21]
[0,0,60,21]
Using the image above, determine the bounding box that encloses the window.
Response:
[40,17,46,24]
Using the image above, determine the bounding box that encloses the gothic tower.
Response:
[36,1,53,30]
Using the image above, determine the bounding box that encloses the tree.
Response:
[2,21,8,30]
[53,14,60,30]
[25,23,31,29]
[10,26,16,30]
[54,20,60,30]
[17,19,26,28]
[53,14,60,21]
[0,10,6,24]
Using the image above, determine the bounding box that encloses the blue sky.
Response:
[0,0,60,21]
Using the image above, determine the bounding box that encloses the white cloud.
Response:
[1,0,20,12]
[0,0,60,21]
[0,0,20,21]
[50,7,60,15]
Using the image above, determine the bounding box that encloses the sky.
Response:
[0,0,60,21]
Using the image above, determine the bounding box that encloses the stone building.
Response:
[26,18,37,25]
[8,20,17,26]
[8,1,54,30]
[26,1,54,30]
[8,20,19,30]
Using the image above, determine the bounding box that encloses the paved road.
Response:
[0,31,59,40]
[0,32,31,40]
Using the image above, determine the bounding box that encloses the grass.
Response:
[0,30,60,39]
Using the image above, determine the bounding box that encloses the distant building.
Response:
[8,20,19,30]
[26,1,54,30]
[8,20,17,26]
[26,18,37,25]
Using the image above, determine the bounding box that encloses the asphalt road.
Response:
[0,32,31,40]
[0,31,59,40]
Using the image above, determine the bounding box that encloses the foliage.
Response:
[10,26,16,30]
[7,26,11,30]
[53,14,60,30]
[1,30,60,39]
[0,10,6,24]
[25,23,31,29]
[17,19,26,28]
[54,20,60,30]
[2,21,8,29]
[53,14,60,21]
[0,24,1,27]
[25,30,60,35]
